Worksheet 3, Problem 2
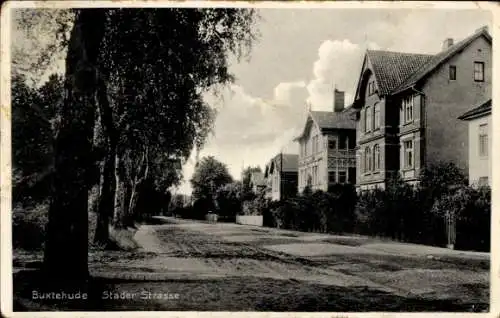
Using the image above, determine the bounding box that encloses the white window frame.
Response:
[365,147,372,172]
[365,106,372,132]
[373,103,380,130]
[479,123,488,157]
[404,140,414,169]
[402,95,414,124]
[373,144,380,171]
[338,170,347,184]
[474,61,485,82]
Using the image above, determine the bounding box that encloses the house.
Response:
[352,26,492,191]
[295,89,357,193]
[263,153,299,201]
[458,99,492,187]
[249,171,266,194]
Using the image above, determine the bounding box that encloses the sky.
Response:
[177,8,492,194]
[10,5,493,195]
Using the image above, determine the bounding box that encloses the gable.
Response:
[295,113,320,142]
[392,30,492,95]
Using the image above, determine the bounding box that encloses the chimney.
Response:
[333,88,345,112]
[442,38,454,51]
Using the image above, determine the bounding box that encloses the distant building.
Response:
[263,153,299,201]
[352,26,492,190]
[295,89,357,193]
[249,171,266,194]
[458,99,492,187]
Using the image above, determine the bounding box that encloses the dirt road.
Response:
[13,217,489,311]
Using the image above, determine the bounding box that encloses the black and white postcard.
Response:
[1,1,498,316]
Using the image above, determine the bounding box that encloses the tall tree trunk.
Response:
[127,147,149,225]
[113,154,127,228]
[94,151,115,245]
[94,78,116,246]
[43,9,106,285]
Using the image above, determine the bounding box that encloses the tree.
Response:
[215,181,243,219]
[191,156,233,202]
[43,9,107,284]
[13,7,259,284]
[93,8,259,230]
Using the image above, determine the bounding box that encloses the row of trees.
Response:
[12,8,259,284]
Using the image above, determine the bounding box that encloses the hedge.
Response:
[257,164,490,252]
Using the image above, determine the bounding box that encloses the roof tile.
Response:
[366,50,433,95]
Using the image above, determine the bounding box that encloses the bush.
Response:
[432,185,491,251]
[263,184,357,234]
[12,202,48,250]
[355,174,447,245]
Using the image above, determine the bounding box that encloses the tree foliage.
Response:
[191,156,233,201]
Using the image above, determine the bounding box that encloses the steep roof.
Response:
[269,153,298,173]
[392,28,492,95]
[458,99,492,121]
[310,108,357,130]
[366,50,434,96]
[295,107,356,141]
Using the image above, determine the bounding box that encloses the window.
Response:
[449,65,456,80]
[328,139,337,150]
[338,170,347,184]
[367,81,376,95]
[362,110,367,132]
[365,147,372,172]
[339,135,347,150]
[373,103,380,129]
[479,123,488,157]
[474,62,484,82]
[365,106,372,132]
[329,171,337,184]
[402,95,414,123]
[373,144,380,170]
[404,140,413,168]
[316,136,321,152]
[313,166,318,185]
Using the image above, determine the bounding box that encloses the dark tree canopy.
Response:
[191,156,233,200]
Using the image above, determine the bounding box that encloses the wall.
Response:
[467,114,491,185]
[423,35,491,172]
[298,119,326,193]
[356,70,390,189]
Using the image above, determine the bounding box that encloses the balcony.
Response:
[327,149,356,158]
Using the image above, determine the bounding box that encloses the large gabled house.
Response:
[263,153,299,201]
[295,89,357,193]
[352,26,492,191]
[458,99,492,187]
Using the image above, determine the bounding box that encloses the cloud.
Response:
[175,83,306,194]
[306,39,381,111]
[177,39,383,194]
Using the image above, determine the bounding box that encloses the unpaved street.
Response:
[13,217,489,311]
[89,217,489,311]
